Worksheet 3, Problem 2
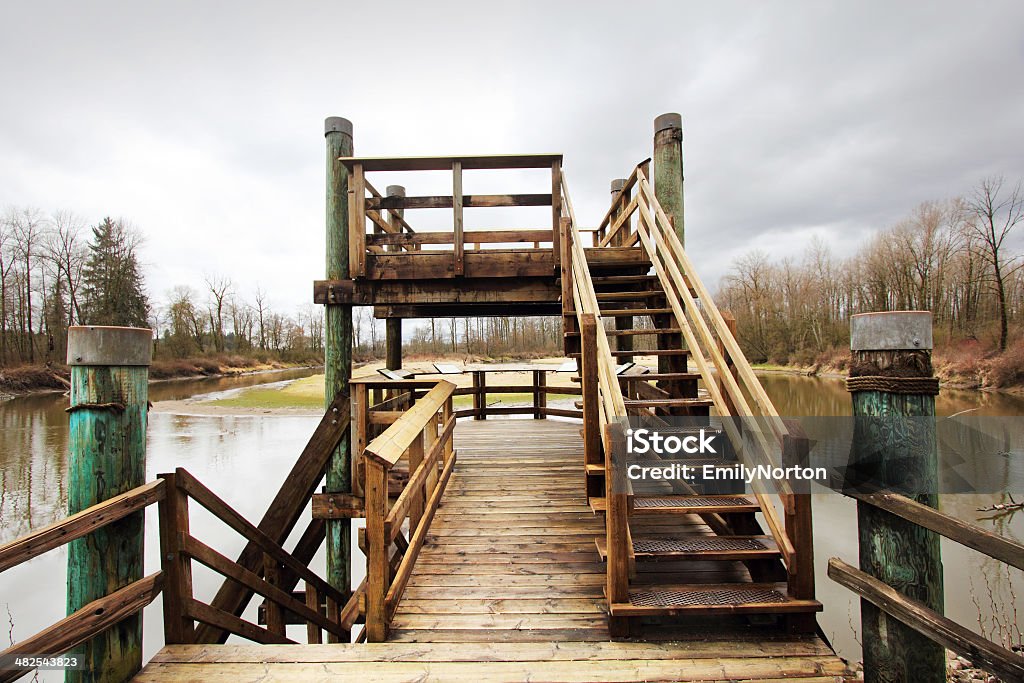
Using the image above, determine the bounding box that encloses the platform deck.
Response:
[134,419,853,682]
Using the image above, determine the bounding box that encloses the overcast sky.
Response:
[2,1,1022,321]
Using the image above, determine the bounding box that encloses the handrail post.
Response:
[604,423,630,638]
[365,458,390,642]
[158,470,194,644]
[781,420,815,633]
[580,314,601,497]
[453,160,464,276]
[472,370,486,420]
[532,369,546,419]
[551,160,562,266]
[849,311,943,682]
[66,326,151,682]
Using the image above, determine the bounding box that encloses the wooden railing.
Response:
[159,468,354,646]
[0,481,167,683]
[361,381,457,641]
[340,154,563,278]
[829,492,1024,682]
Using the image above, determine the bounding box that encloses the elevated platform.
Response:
[136,420,852,682]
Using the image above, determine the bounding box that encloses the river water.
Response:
[0,369,1021,674]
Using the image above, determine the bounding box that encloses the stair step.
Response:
[566,308,674,317]
[564,328,681,338]
[596,291,665,301]
[568,349,689,359]
[589,495,758,515]
[570,372,701,383]
[585,463,605,475]
[591,275,660,284]
[624,398,714,409]
[610,583,822,617]
[595,535,779,562]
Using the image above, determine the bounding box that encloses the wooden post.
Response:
[653,113,684,247]
[654,114,684,375]
[364,459,389,642]
[580,314,601,500]
[324,115,354,641]
[158,471,194,645]
[781,420,815,633]
[453,160,464,276]
[849,311,943,683]
[532,369,547,419]
[472,370,485,420]
[66,325,151,683]
[385,185,404,371]
[551,160,562,267]
[604,423,630,638]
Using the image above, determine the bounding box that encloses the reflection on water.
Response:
[0,369,1021,672]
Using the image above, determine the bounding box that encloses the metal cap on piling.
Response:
[67,326,153,366]
[324,116,353,137]
[610,178,626,194]
[850,312,933,351]
[386,185,406,197]
[654,112,682,134]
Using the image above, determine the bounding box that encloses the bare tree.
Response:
[204,274,232,353]
[8,208,47,362]
[965,176,1024,351]
[254,285,269,350]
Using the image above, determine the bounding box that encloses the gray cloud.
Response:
[1,1,1022,314]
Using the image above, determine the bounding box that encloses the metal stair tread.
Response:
[609,583,822,616]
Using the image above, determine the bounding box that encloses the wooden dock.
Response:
[135,419,852,682]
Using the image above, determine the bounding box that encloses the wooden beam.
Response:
[366,229,552,247]
[339,153,562,172]
[368,194,552,210]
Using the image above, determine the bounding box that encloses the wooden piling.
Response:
[849,311,944,683]
[653,113,684,246]
[65,325,151,683]
[324,115,354,639]
[385,185,404,371]
[653,114,684,374]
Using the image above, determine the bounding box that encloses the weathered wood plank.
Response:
[339,154,562,172]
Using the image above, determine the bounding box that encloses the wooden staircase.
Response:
[557,162,820,636]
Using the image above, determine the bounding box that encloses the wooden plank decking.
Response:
[135,419,853,682]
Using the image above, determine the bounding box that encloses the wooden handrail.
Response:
[0,480,167,680]
[0,479,165,573]
[0,572,164,683]
[339,153,562,172]
[362,382,458,641]
[829,558,1024,683]
[628,167,796,567]
[849,491,1024,570]
[364,381,455,469]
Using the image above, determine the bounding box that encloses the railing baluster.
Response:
[453,160,464,275]
[304,583,321,644]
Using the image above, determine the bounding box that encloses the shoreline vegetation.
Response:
[0,355,321,400]
[7,341,1024,405]
[754,339,1024,393]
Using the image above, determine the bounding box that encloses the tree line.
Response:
[716,176,1024,364]
[0,208,323,367]
[352,309,562,360]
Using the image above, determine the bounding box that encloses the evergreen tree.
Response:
[80,217,149,327]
